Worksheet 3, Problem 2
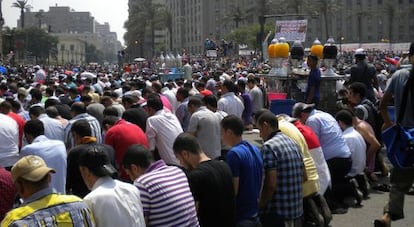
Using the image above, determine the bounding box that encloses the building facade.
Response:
[21,6,122,63]
[133,0,414,55]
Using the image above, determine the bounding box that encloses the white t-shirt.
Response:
[343,127,367,177]
[84,177,145,227]
[0,113,19,167]
[146,110,182,165]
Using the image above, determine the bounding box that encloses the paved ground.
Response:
[243,131,414,227]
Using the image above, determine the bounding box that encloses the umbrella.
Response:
[0,66,7,74]
[80,72,97,79]
[134,57,146,62]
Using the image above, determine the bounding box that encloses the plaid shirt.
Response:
[261,131,304,219]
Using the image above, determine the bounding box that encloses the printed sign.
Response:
[275,20,308,42]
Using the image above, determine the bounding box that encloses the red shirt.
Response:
[0,168,16,220]
[293,120,321,149]
[200,89,213,96]
[7,112,25,148]
[105,119,149,180]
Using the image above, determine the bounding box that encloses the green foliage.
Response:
[225,23,274,50]
[124,0,165,58]
[85,43,103,63]
[12,0,32,28]
[13,27,57,63]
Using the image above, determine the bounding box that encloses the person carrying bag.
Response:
[374,42,414,227]
[381,70,414,168]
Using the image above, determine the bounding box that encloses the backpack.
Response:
[355,101,384,142]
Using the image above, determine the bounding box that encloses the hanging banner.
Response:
[275,20,308,42]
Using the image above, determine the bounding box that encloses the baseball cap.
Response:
[292,102,315,118]
[11,155,55,182]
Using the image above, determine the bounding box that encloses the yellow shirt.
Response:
[277,118,319,197]
[2,193,95,227]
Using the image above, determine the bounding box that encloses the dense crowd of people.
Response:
[0,43,413,227]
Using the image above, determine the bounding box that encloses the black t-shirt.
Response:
[186,160,236,227]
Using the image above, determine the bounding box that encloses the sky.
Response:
[3,0,129,44]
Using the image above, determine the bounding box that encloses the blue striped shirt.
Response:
[64,113,102,149]
[134,160,199,227]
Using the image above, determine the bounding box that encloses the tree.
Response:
[34,9,45,29]
[14,27,58,64]
[125,0,164,58]
[225,22,275,50]
[12,0,32,29]
[163,9,173,51]
[85,43,103,64]
[224,5,251,29]
[310,0,340,40]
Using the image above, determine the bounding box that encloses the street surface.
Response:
[243,131,414,227]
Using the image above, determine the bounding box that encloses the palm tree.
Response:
[311,0,340,40]
[34,10,45,29]
[12,0,32,29]
[127,0,164,57]
[224,5,247,29]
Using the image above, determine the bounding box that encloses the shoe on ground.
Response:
[331,207,348,214]
[373,219,390,227]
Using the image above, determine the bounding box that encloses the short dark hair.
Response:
[45,106,59,118]
[30,89,42,101]
[203,95,218,108]
[122,95,135,105]
[122,144,153,170]
[335,109,354,126]
[0,101,12,112]
[188,95,203,108]
[173,133,202,155]
[146,94,163,111]
[222,80,236,92]
[29,105,45,117]
[44,98,59,109]
[257,111,278,129]
[71,119,92,137]
[24,119,44,138]
[102,115,119,127]
[80,95,92,103]
[103,106,119,117]
[253,108,272,124]
[307,54,319,62]
[221,115,244,136]
[348,82,367,98]
[71,102,86,114]
[176,87,189,99]
[78,145,117,177]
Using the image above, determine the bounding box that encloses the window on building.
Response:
[60,44,65,51]
[378,0,382,4]
[70,44,75,51]
[399,0,404,3]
